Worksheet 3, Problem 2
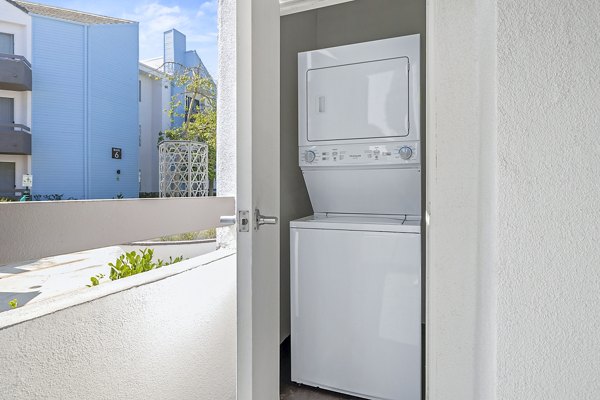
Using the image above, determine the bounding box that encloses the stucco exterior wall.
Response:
[496,1,600,398]
[216,0,237,248]
[0,255,236,400]
[0,2,32,192]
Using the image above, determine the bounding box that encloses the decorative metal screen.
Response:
[159,140,209,197]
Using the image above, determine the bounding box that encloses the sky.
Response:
[33,0,218,79]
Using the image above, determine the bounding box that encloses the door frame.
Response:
[229,0,498,399]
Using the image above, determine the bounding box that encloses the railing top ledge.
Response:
[0,123,31,133]
[0,52,32,68]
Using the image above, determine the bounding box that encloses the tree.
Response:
[157,62,217,194]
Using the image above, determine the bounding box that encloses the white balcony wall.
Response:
[138,69,166,193]
[0,2,31,60]
[0,255,236,400]
[0,89,29,126]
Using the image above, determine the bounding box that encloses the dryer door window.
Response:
[306,57,410,142]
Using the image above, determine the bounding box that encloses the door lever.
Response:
[255,209,278,230]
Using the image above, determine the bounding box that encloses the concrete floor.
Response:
[280,339,364,400]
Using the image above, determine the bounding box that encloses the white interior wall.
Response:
[0,256,236,400]
[495,1,600,398]
[429,0,600,399]
[426,0,497,398]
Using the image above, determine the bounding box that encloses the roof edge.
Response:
[14,1,136,25]
[5,0,30,14]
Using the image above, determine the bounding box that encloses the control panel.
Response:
[299,141,420,167]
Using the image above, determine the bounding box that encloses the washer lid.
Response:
[290,214,421,233]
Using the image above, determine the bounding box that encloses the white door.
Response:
[236,0,281,399]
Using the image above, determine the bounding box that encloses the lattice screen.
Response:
[159,141,209,197]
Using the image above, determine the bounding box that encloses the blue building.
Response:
[0,0,139,199]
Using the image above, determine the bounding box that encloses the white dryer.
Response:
[291,35,422,400]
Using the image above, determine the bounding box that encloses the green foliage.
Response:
[33,194,64,201]
[87,249,184,287]
[0,197,15,202]
[157,62,217,187]
[87,273,105,287]
[31,194,76,201]
[159,228,216,242]
[109,249,184,281]
[8,299,18,309]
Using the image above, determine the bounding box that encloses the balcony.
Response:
[0,53,32,91]
[0,123,32,155]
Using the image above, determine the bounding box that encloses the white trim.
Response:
[279,0,355,16]
[139,62,164,78]
[0,197,235,265]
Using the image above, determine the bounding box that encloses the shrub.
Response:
[87,249,183,287]
[159,228,216,241]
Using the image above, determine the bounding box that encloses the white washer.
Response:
[290,215,421,400]
[291,35,422,400]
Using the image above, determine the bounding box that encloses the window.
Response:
[0,33,14,54]
[0,97,15,124]
[185,96,201,121]
[139,80,142,102]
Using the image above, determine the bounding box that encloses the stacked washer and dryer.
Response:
[290,35,422,400]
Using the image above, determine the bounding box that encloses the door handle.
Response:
[255,209,278,230]
[221,211,251,232]
[220,215,236,225]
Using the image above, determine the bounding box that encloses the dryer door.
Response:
[306,57,410,142]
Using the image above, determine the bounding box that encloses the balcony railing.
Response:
[0,52,32,91]
[0,123,32,155]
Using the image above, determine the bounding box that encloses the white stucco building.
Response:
[138,29,213,194]
[138,62,170,194]
[0,0,31,197]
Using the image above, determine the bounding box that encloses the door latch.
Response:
[255,209,278,230]
[239,210,250,232]
[219,211,251,232]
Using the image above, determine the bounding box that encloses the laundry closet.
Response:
[280,1,426,399]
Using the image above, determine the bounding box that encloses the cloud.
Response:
[123,1,217,57]
[200,0,217,12]
[122,0,218,78]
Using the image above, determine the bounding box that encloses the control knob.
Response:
[399,146,413,160]
[305,150,316,163]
